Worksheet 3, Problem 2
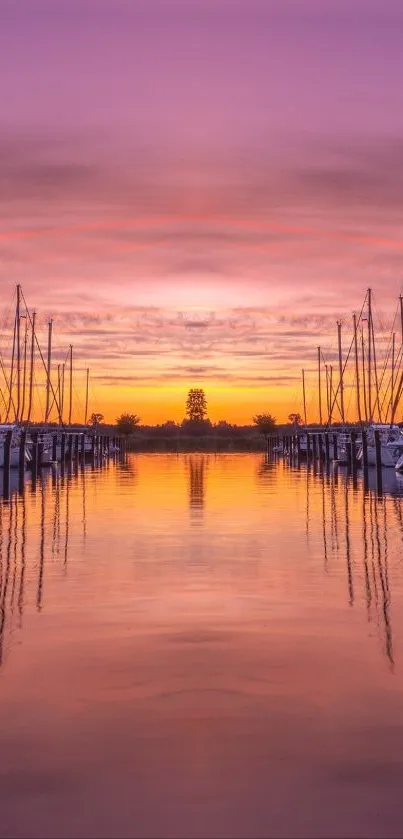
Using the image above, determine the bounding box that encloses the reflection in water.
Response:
[0,455,401,672]
[0,462,79,665]
[187,454,207,524]
[0,455,403,837]
[321,474,328,570]
[64,471,71,568]
[81,465,87,546]
[304,462,395,667]
[344,479,354,606]
[18,489,26,623]
[362,489,372,617]
[36,476,45,612]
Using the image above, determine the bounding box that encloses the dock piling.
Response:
[31,431,39,478]
[325,433,330,464]
[374,429,383,495]
[361,429,369,488]
[19,430,26,493]
[3,430,12,499]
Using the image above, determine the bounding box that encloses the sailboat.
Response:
[356,423,403,468]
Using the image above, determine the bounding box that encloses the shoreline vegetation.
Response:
[113,420,384,453]
[31,418,385,453]
[15,388,403,453]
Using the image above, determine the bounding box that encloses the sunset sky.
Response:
[1,0,403,423]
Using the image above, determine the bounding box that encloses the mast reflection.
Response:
[36,474,46,611]
[312,462,396,667]
[0,497,13,665]
[18,489,26,623]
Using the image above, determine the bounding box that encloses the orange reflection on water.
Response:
[0,454,403,838]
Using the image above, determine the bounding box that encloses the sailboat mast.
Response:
[361,326,368,422]
[337,320,345,423]
[329,365,333,425]
[45,319,53,423]
[21,316,28,421]
[325,364,330,423]
[317,346,322,426]
[15,284,21,422]
[6,297,17,422]
[390,331,396,426]
[352,313,362,425]
[370,305,382,422]
[68,345,73,426]
[56,364,61,424]
[302,369,307,427]
[60,362,65,424]
[27,310,36,424]
[400,295,403,346]
[368,288,372,421]
[84,367,90,425]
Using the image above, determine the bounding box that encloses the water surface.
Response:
[1,454,403,838]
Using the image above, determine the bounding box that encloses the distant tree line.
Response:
[88,390,324,442]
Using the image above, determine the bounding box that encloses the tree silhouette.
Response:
[116,413,141,435]
[186,388,207,421]
[88,412,104,427]
[253,413,277,435]
[288,413,303,426]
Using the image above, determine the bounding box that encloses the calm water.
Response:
[1,454,403,838]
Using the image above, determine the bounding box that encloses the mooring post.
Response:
[346,433,352,470]
[318,433,324,463]
[61,433,66,462]
[361,429,368,486]
[19,429,26,492]
[307,433,311,460]
[3,429,12,499]
[81,433,85,460]
[67,434,73,466]
[296,433,301,460]
[312,434,317,460]
[52,433,57,462]
[325,432,330,464]
[333,432,338,461]
[38,436,44,469]
[74,434,80,461]
[31,431,39,478]
[374,429,383,495]
[350,430,357,472]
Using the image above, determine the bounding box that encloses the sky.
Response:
[1,0,403,423]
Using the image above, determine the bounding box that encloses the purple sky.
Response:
[1,0,403,421]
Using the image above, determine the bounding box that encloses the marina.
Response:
[2,1,403,834]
